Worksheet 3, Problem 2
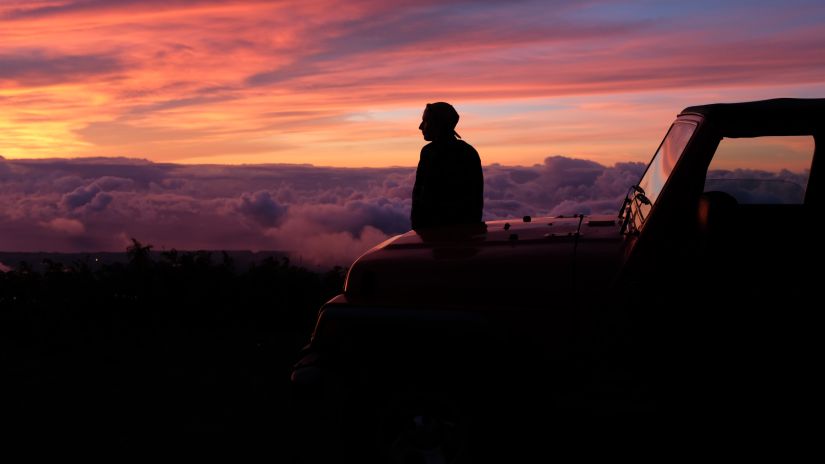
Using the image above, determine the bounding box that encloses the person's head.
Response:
[419,102,460,141]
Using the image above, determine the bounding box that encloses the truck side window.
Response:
[704,136,814,204]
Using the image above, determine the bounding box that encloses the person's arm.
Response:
[410,147,430,229]
[473,149,484,223]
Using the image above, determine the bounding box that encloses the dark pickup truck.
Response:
[291,98,823,462]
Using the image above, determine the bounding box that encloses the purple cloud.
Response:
[481,157,645,217]
[1,0,229,20]
[236,191,287,227]
[59,176,134,211]
[61,184,103,210]
[0,50,123,86]
[0,155,754,266]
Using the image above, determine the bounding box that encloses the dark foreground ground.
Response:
[3,244,818,460]
[1,244,344,456]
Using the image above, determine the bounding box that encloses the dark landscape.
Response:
[1,240,345,453]
[3,0,824,460]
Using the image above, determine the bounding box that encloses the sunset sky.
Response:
[3,0,824,167]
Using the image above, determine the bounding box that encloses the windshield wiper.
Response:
[631,185,651,205]
[619,185,651,235]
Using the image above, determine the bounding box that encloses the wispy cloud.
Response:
[1,1,824,165]
[0,50,123,86]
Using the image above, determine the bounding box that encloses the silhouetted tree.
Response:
[126,238,153,268]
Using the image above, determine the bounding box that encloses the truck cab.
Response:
[291,98,823,462]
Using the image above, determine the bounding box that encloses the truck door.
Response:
[695,133,818,429]
[699,134,814,302]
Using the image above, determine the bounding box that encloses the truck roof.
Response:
[680,97,825,137]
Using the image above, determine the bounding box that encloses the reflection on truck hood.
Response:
[344,215,623,308]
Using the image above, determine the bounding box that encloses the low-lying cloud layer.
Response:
[2,156,648,266]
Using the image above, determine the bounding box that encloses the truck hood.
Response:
[344,215,623,308]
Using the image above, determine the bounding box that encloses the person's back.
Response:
[410,102,483,230]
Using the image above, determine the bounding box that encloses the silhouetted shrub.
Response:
[0,241,346,447]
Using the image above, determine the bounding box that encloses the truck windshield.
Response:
[623,120,697,233]
[638,121,697,205]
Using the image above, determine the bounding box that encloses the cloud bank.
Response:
[1,156,645,266]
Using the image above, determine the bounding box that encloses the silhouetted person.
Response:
[410,102,483,230]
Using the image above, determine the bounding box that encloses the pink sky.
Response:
[2,0,825,167]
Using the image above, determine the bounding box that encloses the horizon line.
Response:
[0,154,629,170]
